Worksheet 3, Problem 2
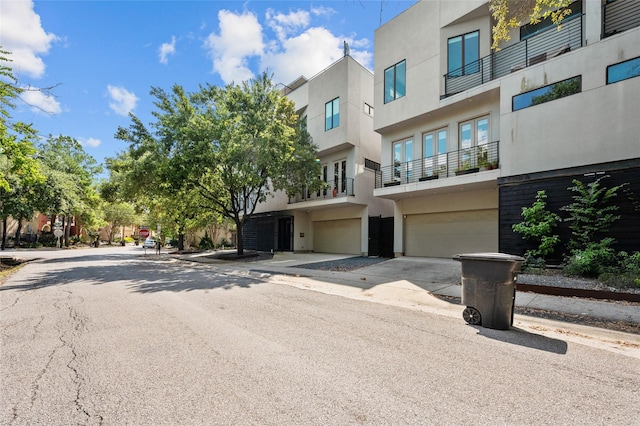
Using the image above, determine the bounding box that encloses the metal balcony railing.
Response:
[375,141,499,189]
[602,0,640,38]
[288,178,355,204]
[443,15,583,97]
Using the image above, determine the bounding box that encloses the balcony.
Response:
[443,14,583,98]
[602,0,640,38]
[289,178,355,204]
[375,141,499,189]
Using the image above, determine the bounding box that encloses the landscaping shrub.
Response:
[512,190,560,261]
[198,231,214,250]
[563,239,618,278]
[599,251,640,288]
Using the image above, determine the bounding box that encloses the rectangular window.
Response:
[423,128,447,177]
[392,138,413,182]
[364,158,380,171]
[512,76,581,111]
[332,160,347,193]
[318,164,328,197]
[459,116,490,170]
[325,98,339,130]
[520,1,582,40]
[384,60,406,103]
[448,31,479,77]
[607,56,640,84]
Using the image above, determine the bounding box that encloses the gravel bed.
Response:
[518,273,640,294]
[294,256,390,272]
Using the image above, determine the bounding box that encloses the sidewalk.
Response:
[177,251,640,329]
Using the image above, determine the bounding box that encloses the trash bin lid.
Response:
[453,252,525,262]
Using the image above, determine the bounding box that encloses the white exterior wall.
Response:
[374,0,640,258]
[500,27,640,176]
[255,55,393,255]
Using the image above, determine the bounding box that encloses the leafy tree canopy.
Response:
[490,0,573,49]
[0,49,43,192]
[113,72,321,254]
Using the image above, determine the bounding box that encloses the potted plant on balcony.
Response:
[419,171,439,182]
[384,162,402,186]
[455,160,479,176]
[477,146,490,170]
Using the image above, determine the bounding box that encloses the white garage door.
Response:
[313,219,361,255]
[405,209,498,258]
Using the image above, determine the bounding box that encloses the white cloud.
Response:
[159,36,176,64]
[107,85,138,116]
[78,137,101,148]
[203,7,372,87]
[263,28,366,86]
[310,6,336,19]
[0,0,58,78]
[204,10,264,84]
[266,9,310,41]
[19,87,62,115]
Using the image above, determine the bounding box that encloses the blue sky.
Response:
[1,0,417,173]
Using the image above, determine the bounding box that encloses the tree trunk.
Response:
[108,223,114,245]
[1,217,7,250]
[177,233,184,251]
[14,220,23,247]
[235,218,244,255]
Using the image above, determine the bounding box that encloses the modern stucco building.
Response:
[242,55,394,256]
[373,0,640,259]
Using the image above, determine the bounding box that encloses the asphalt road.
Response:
[1,248,639,425]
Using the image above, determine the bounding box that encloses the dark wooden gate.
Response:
[277,217,293,251]
[369,216,394,258]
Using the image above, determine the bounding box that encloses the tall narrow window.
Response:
[325,98,339,130]
[392,138,413,182]
[423,128,447,177]
[340,160,347,193]
[319,164,328,197]
[384,60,406,103]
[448,31,479,77]
[459,116,490,169]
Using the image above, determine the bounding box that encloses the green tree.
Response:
[0,49,45,249]
[489,0,573,49]
[102,202,138,244]
[37,135,102,246]
[114,73,321,255]
[110,86,204,251]
[188,73,322,255]
[512,190,561,259]
[561,175,625,253]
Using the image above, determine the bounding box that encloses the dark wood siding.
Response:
[242,212,293,252]
[499,160,640,263]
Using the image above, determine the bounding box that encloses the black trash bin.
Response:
[453,253,524,330]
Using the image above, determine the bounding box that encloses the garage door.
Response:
[313,219,361,255]
[405,209,498,258]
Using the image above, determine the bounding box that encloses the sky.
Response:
[1,0,417,175]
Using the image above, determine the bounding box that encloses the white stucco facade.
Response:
[373,0,640,258]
